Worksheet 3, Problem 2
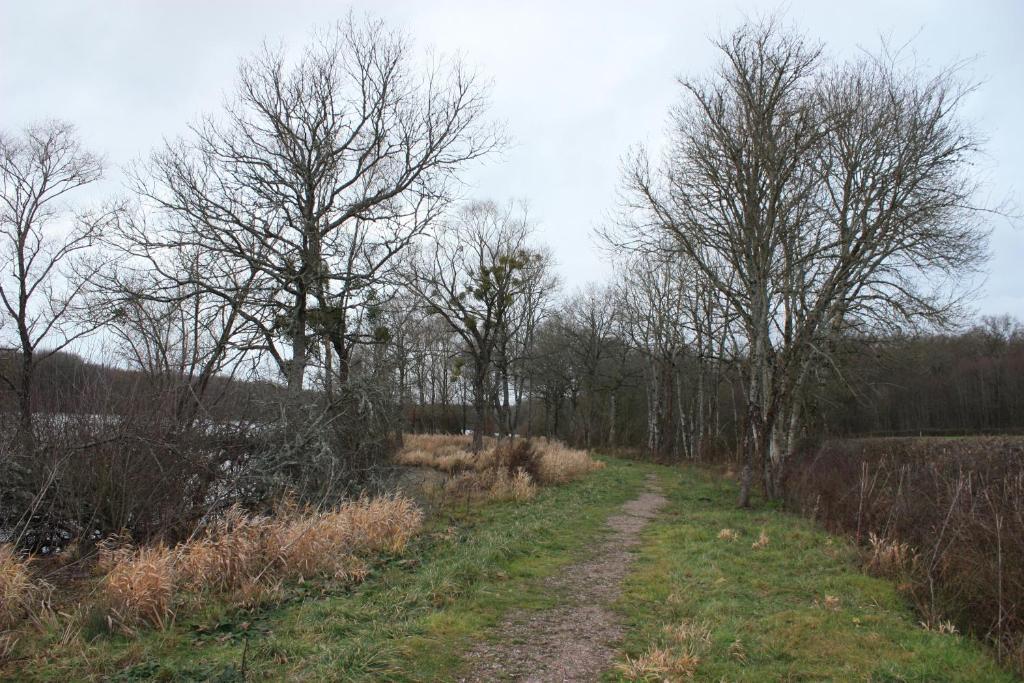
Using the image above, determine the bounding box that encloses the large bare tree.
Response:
[613,254,694,457]
[614,20,989,503]
[121,14,503,405]
[0,121,111,441]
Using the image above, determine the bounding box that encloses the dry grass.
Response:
[616,646,700,681]
[921,619,960,635]
[663,619,712,649]
[866,532,915,577]
[97,495,422,633]
[396,434,603,494]
[717,528,739,541]
[397,433,496,473]
[439,468,538,503]
[620,620,710,681]
[99,543,177,633]
[728,638,747,664]
[0,545,49,633]
[177,506,268,593]
[534,440,605,484]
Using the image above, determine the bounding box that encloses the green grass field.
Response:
[613,466,1013,682]
[6,458,1013,681]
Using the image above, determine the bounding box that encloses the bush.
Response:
[496,440,542,481]
[240,382,400,508]
[786,436,1024,668]
[0,406,247,553]
[1,375,402,556]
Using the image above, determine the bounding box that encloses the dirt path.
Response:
[460,474,668,682]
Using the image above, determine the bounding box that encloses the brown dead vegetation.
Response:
[788,436,1024,670]
[396,433,604,503]
[0,495,423,646]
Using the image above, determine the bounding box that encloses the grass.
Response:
[611,465,1016,681]
[786,435,1024,669]
[4,457,1014,681]
[4,457,647,681]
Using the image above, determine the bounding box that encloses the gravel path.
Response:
[459,475,668,682]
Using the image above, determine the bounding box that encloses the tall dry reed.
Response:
[96,495,423,633]
[0,545,49,632]
[396,434,603,490]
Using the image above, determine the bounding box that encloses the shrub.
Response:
[496,440,543,481]
[3,378,402,557]
[786,436,1024,667]
[239,382,400,508]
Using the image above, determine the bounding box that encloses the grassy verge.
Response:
[7,458,649,681]
[8,457,1013,681]
[611,465,1015,681]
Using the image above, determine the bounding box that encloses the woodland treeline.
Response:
[5,310,1022,458]
[0,15,1011,546]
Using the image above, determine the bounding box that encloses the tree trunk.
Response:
[501,367,513,441]
[608,393,617,448]
[17,347,34,452]
[471,360,487,453]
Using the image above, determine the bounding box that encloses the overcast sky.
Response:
[3,0,1021,320]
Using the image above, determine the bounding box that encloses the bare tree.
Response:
[102,271,260,426]
[525,317,575,439]
[409,200,541,452]
[122,14,504,406]
[0,121,111,442]
[559,285,620,448]
[492,244,556,440]
[613,255,693,458]
[613,20,989,503]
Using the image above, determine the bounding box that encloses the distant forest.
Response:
[5,313,1021,444]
